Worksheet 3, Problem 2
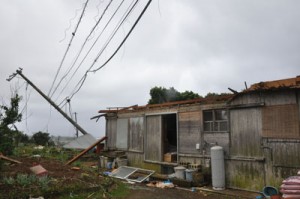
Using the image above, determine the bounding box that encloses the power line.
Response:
[67,0,140,100]
[59,5,85,43]
[70,0,152,98]
[48,0,90,97]
[50,0,114,99]
[52,0,128,103]
[91,0,152,73]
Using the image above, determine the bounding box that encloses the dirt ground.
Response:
[122,184,233,199]
[0,157,260,199]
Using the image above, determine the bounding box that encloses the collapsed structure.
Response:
[98,76,300,191]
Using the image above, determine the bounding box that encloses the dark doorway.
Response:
[162,114,177,154]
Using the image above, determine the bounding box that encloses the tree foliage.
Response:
[31,131,52,146]
[148,86,201,104]
[0,94,23,155]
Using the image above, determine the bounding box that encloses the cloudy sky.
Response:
[1,0,299,139]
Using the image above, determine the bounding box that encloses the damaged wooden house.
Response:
[98,76,300,191]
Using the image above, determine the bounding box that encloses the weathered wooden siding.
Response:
[262,104,300,138]
[204,133,230,155]
[230,92,262,105]
[128,117,144,152]
[116,118,128,149]
[178,111,201,154]
[262,139,300,186]
[106,118,117,149]
[230,108,263,157]
[126,152,161,173]
[263,90,297,105]
[225,160,265,190]
[145,115,162,162]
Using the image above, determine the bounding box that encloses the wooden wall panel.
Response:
[226,160,265,191]
[178,111,201,154]
[262,104,300,138]
[116,118,128,149]
[230,108,263,157]
[106,118,117,149]
[129,117,144,152]
[145,115,162,161]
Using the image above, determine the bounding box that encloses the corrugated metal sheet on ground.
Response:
[63,134,97,149]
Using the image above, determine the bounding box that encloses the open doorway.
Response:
[162,114,177,155]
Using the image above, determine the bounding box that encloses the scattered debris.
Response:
[0,152,22,164]
[32,154,41,158]
[71,167,81,171]
[110,166,154,183]
[147,180,175,189]
[34,145,44,150]
[30,164,48,176]
[63,134,97,150]
[65,136,107,165]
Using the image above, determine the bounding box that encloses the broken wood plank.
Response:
[65,136,107,165]
[0,153,22,164]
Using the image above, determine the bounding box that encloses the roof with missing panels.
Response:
[98,94,233,114]
[98,76,300,114]
[247,75,300,91]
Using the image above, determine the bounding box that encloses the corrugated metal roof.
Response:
[98,94,233,114]
[247,76,300,91]
[98,76,300,114]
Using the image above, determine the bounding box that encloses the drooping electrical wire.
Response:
[50,0,114,99]
[91,0,152,73]
[48,0,90,97]
[53,0,127,103]
[59,5,84,43]
[67,0,140,100]
[68,0,152,100]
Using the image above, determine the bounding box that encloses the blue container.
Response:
[263,186,278,196]
[106,162,113,169]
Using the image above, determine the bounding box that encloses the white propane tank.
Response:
[211,146,225,190]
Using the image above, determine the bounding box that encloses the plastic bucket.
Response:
[263,186,278,197]
[185,169,196,181]
[174,166,186,180]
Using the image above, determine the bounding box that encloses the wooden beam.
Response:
[65,136,107,165]
[0,153,22,164]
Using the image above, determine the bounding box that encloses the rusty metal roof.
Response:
[98,76,300,114]
[247,75,300,91]
[98,94,233,114]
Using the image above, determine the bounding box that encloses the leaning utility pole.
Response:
[74,112,79,138]
[7,68,88,135]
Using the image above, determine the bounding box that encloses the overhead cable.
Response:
[48,0,90,97]
[53,0,127,103]
[91,0,152,73]
[50,0,114,99]
[68,0,152,100]
[67,0,140,100]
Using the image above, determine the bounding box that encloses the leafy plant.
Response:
[38,175,51,190]
[0,94,23,155]
[2,176,15,185]
[16,174,36,187]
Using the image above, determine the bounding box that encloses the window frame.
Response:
[203,109,228,132]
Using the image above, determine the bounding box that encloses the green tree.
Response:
[148,87,200,104]
[31,131,52,146]
[0,94,23,155]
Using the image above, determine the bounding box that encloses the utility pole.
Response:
[7,68,88,135]
[74,112,79,138]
